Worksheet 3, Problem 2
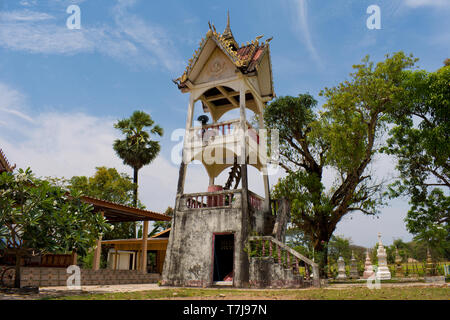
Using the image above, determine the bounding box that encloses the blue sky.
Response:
[0,0,449,246]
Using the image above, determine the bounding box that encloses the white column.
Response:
[258,113,270,204]
[239,85,247,165]
[176,94,195,196]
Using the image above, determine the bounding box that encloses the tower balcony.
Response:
[178,189,265,212]
[186,119,259,147]
[183,119,265,177]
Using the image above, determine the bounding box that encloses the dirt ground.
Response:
[0,282,448,300]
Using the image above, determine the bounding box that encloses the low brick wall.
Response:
[21,267,160,287]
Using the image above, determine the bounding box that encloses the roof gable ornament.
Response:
[173,13,274,92]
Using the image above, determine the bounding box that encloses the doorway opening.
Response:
[212,233,234,283]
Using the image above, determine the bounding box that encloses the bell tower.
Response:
[162,14,275,287]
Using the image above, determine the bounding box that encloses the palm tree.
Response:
[113,111,163,208]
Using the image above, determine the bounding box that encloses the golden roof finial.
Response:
[222,10,238,49]
[226,10,231,32]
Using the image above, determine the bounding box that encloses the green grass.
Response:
[47,286,449,300]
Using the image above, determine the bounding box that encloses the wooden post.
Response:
[114,246,118,270]
[71,251,78,266]
[258,114,271,208]
[92,212,104,270]
[140,220,149,273]
[136,250,140,270]
[92,237,102,270]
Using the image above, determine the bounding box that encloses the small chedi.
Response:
[395,248,403,278]
[336,256,347,280]
[349,251,359,279]
[363,249,375,279]
[376,233,391,280]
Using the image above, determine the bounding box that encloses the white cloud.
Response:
[0,1,183,71]
[0,82,192,213]
[0,9,54,22]
[0,82,34,123]
[290,0,323,69]
[0,108,187,213]
[404,0,450,8]
[112,0,183,71]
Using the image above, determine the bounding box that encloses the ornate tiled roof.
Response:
[0,148,15,173]
[174,17,272,88]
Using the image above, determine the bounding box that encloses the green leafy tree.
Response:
[69,167,139,240]
[327,235,352,264]
[113,111,163,208]
[267,52,417,275]
[383,63,449,258]
[150,206,173,236]
[0,168,110,287]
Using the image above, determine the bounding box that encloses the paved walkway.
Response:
[0,284,163,300]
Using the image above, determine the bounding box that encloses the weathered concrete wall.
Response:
[162,192,248,287]
[249,257,305,288]
[162,188,277,288]
[20,267,159,287]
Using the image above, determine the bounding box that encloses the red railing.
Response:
[185,192,235,209]
[192,120,239,141]
[189,120,260,144]
[249,192,264,211]
[203,122,234,136]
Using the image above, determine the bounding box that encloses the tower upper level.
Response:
[173,13,275,121]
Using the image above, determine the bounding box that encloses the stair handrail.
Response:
[248,235,320,282]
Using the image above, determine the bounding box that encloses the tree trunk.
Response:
[133,167,139,238]
[14,251,22,288]
[133,167,139,207]
[313,229,333,278]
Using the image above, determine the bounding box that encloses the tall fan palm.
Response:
[113,111,163,207]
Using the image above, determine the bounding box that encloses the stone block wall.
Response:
[20,267,160,287]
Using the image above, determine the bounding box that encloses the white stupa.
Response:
[376,233,391,280]
[363,249,375,279]
[349,251,359,279]
[336,256,347,280]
